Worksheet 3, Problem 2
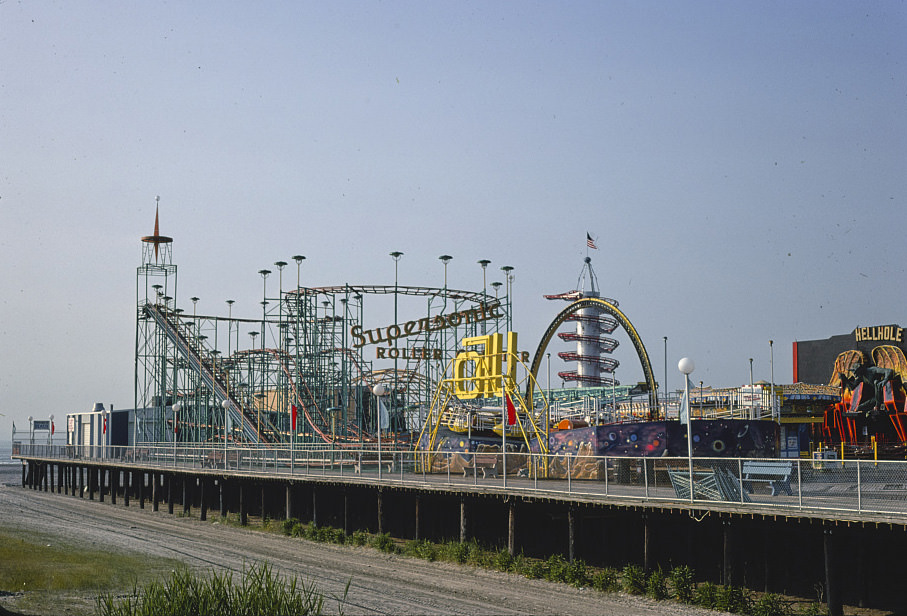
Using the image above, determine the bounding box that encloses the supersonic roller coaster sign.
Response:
[349,300,505,360]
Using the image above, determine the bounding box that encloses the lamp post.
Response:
[372,383,388,481]
[749,358,754,419]
[389,252,403,435]
[663,336,668,419]
[769,340,775,421]
[171,402,181,465]
[48,414,54,447]
[501,266,514,332]
[678,357,695,503]
[478,259,490,333]
[221,399,231,470]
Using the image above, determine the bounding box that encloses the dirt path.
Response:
[1,472,728,615]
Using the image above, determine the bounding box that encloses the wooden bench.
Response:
[462,454,499,478]
[742,460,794,496]
[353,452,395,474]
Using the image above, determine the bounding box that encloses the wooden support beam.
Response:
[508,501,516,556]
[824,528,843,616]
[568,506,576,564]
[152,473,159,512]
[459,497,467,544]
[199,478,207,521]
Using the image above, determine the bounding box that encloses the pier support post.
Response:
[343,490,349,536]
[261,485,266,523]
[311,486,317,527]
[568,506,576,564]
[644,513,653,572]
[377,490,384,535]
[239,482,248,526]
[459,497,467,543]
[152,473,159,511]
[110,470,118,505]
[199,479,207,521]
[183,477,190,516]
[123,472,130,507]
[723,519,735,586]
[824,528,843,616]
[139,473,145,509]
[167,475,174,515]
[219,480,226,518]
[286,485,293,521]
[21,462,26,488]
[507,501,516,556]
[414,495,421,541]
[43,464,49,491]
[99,468,106,503]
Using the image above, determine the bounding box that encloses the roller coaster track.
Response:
[143,303,275,444]
[556,352,619,372]
[557,332,619,353]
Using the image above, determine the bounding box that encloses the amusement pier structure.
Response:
[134,209,515,447]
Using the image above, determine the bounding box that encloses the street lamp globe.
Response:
[372,383,388,397]
[678,357,695,375]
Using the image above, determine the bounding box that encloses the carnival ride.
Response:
[823,345,907,456]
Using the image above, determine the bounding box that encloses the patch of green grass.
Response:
[0,529,177,593]
[97,563,328,616]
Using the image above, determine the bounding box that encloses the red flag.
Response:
[51,421,55,436]
[505,394,517,426]
[103,416,107,434]
[291,405,298,432]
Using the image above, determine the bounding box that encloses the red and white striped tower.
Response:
[545,257,620,387]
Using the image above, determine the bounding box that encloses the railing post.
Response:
[797,459,803,510]
[856,459,861,513]
[643,456,649,499]
[738,457,744,504]
[603,455,608,496]
[567,455,572,494]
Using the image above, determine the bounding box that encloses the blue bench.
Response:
[742,460,794,496]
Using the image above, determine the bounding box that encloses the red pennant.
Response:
[505,394,517,426]
[291,405,298,432]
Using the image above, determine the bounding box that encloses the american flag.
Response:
[586,232,598,250]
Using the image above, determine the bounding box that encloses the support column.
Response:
[286,485,293,521]
[21,462,26,488]
[722,519,735,586]
[139,473,145,509]
[377,490,384,535]
[824,528,843,616]
[568,506,576,564]
[507,500,516,556]
[199,479,207,521]
[240,482,248,526]
[99,468,105,503]
[219,480,226,517]
[183,477,190,516]
[459,497,467,543]
[414,495,421,541]
[123,471,130,507]
[167,475,174,515]
[311,487,317,527]
[643,513,651,572]
[111,469,117,505]
[343,491,349,536]
[152,473,159,512]
[261,485,266,522]
[87,467,93,500]
[43,464,49,491]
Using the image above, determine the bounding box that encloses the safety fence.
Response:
[11,441,907,518]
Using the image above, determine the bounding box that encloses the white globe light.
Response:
[372,383,388,396]
[678,357,695,375]
[221,399,231,410]
[172,402,182,413]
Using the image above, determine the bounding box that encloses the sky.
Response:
[1,1,905,437]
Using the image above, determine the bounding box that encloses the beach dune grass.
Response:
[0,529,176,593]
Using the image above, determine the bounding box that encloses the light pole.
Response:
[478,259,490,333]
[226,300,235,357]
[390,252,403,435]
[48,414,54,447]
[663,336,668,419]
[372,383,388,481]
[749,358,754,419]
[172,402,181,465]
[501,266,514,332]
[678,357,695,503]
[769,340,775,421]
[221,399,231,470]
[439,255,452,357]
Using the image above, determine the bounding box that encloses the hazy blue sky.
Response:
[1,2,904,434]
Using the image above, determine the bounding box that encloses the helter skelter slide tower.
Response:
[545,256,621,387]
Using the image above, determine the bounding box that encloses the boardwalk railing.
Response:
[11,441,907,518]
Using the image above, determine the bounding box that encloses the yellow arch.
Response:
[525,298,659,418]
